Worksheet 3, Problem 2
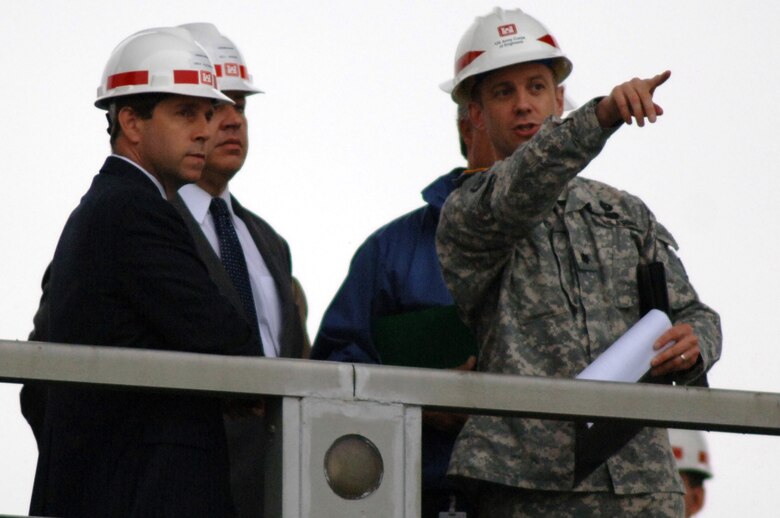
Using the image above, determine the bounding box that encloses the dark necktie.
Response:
[210,197,263,353]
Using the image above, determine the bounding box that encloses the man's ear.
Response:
[116,106,144,145]
[555,85,565,117]
[689,486,705,515]
[469,100,486,131]
[458,116,473,149]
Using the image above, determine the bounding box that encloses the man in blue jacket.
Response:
[311,103,493,516]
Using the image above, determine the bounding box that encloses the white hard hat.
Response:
[441,7,573,104]
[668,429,713,479]
[95,26,232,109]
[179,23,263,95]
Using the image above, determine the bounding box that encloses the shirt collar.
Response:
[178,183,233,224]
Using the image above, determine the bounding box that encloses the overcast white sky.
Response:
[1,1,778,516]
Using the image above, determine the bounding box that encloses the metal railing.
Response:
[3,339,778,434]
[3,338,779,517]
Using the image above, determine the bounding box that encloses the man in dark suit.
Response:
[29,27,262,517]
[175,23,310,518]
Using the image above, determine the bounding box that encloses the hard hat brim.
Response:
[95,84,233,110]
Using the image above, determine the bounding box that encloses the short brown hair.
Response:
[107,93,172,145]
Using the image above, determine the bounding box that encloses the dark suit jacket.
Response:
[171,193,307,518]
[30,156,261,517]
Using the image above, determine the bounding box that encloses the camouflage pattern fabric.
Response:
[436,99,722,494]
[474,482,684,518]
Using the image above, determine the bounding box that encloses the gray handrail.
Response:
[2,339,778,435]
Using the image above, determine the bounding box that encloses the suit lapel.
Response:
[170,195,245,315]
[170,193,303,359]
[231,196,299,358]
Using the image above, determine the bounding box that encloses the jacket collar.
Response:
[422,167,466,210]
[102,155,166,198]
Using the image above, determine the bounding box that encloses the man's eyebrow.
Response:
[489,73,549,87]
[527,74,549,82]
[489,79,514,89]
[175,101,204,110]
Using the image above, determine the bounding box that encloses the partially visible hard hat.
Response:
[441,7,573,104]
[95,26,232,109]
[179,23,263,95]
[668,429,713,479]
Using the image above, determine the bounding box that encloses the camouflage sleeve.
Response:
[652,219,722,382]
[438,99,618,256]
[437,98,619,329]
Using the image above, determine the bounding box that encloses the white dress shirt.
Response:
[178,183,282,357]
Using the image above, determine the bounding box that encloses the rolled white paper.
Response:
[576,309,673,383]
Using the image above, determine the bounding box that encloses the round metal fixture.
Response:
[323,434,384,500]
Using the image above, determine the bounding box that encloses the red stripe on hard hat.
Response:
[173,70,215,87]
[537,34,559,48]
[173,70,200,84]
[699,451,708,464]
[455,51,485,74]
[107,71,149,89]
[240,65,248,79]
[672,446,683,460]
[215,64,223,77]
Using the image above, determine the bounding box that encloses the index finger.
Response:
[649,70,672,94]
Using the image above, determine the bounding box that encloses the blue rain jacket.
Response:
[312,168,464,491]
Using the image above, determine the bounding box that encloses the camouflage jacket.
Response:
[436,99,722,493]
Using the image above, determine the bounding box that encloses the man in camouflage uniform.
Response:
[436,8,721,517]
